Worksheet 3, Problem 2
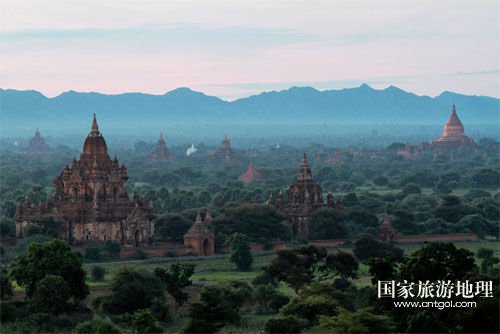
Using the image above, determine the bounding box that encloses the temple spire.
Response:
[195,211,202,224]
[91,113,99,133]
[298,151,312,179]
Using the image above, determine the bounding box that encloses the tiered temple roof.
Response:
[24,128,49,156]
[239,163,263,183]
[16,114,155,246]
[269,152,343,237]
[149,132,170,161]
[378,214,397,242]
[436,105,474,147]
[208,135,238,163]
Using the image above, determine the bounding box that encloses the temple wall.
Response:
[394,233,478,243]
[309,239,347,247]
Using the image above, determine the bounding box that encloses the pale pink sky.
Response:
[1,0,499,99]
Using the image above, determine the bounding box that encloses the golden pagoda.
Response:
[436,105,474,147]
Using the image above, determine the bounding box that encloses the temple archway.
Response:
[202,239,211,256]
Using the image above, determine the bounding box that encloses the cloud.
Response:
[1,24,307,54]
[452,70,500,76]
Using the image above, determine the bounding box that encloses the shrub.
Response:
[128,309,163,334]
[75,317,121,334]
[264,315,308,333]
[84,247,103,262]
[91,266,106,281]
[103,241,121,258]
[134,249,148,260]
[164,250,178,257]
[225,233,253,271]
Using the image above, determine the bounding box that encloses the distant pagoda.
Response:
[24,128,49,156]
[435,105,474,148]
[208,135,238,164]
[149,132,170,161]
[378,214,397,242]
[239,163,263,183]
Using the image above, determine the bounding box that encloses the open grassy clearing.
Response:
[81,240,499,289]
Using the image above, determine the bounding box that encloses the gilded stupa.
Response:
[436,105,474,147]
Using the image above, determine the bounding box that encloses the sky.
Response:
[1,0,499,100]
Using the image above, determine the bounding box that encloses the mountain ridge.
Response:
[1,84,499,136]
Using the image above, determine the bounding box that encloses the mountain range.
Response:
[1,84,499,136]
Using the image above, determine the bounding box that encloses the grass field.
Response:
[83,239,500,289]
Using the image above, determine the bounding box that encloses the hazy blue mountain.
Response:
[1,84,498,136]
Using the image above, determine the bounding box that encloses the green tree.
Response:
[263,245,327,292]
[390,210,419,235]
[433,195,477,223]
[252,283,290,314]
[10,239,88,300]
[31,275,71,314]
[400,242,476,282]
[278,282,355,327]
[353,234,403,262]
[128,309,163,334]
[264,315,308,333]
[402,183,422,196]
[373,176,389,187]
[0,271,13,300]
[84,247,103,262]
[469,168,500,188]
[99,267,164,315]
[75,317,121,334]
[154,263,196,315]
[309,208,347,239]
[225,233,253,271]
[185,280,252,333]
[477,248,499,274]
[213,205,290,243]
[456,214,494,239]
[312,308,396,334]
[103,240,121,258]
[91,266,106,281]
[154,214,193,241]
[367,257,398,285]
[0,216,15,238]
[263,245,358,293]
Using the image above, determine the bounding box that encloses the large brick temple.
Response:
[15,114,155,246]
[269,152,343,237]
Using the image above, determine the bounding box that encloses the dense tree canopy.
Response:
[10,239,88,300]
[213,204,290,243]
[399,242,476,282]
[98,267,164,315]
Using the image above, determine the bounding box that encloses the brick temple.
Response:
[15,114,155,246]
[208,135,238,164]
[183,211,214,256]
[239,163,263,183]
[269,152,343,237]
[148,132,170,161]
[23,128,49,156]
